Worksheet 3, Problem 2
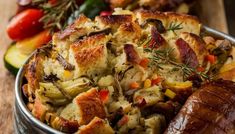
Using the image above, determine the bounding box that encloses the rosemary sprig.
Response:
[167,22,183,33]
[144,47,212,81]
[32,0,79,31]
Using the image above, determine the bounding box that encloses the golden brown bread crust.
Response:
[136,9,199,22]
[115,22,141,41]
[55,15,91,40]
[25,52,45,102]
[136,9,201,35]
[77,117,114,134]
[165,79,235,134]
[95,15,133,30]
[75,88,106,125]
[70,34,109,76]
[74,45,106,68]
[71,33,108,52]
[108,0,191,11]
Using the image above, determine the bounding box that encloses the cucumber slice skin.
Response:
[4,56,19,76]
[4,44,28,76]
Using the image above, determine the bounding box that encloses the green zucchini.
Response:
[4,44,29,76]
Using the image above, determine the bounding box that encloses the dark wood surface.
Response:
[224,0,235,36]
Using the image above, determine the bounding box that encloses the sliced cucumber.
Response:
[4,44,29,76]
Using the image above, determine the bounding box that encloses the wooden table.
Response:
[0,0,16,133]
[0,0,228,133]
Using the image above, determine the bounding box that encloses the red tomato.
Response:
[100,11,112,16]
[7,9,44,41]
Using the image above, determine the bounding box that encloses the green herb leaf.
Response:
[67,0,107,24]
[32,0,108,32]
[167,22,183,33]
[142,37,211,81]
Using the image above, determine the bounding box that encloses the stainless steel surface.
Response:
[14,26,235,134]
[14,59,63,134]
[203,26,235,43]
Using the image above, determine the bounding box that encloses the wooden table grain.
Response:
[0,0,228,133]
[0,1,16,134]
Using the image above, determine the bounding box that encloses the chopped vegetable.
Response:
[129,82,140,89]
[16,30,52,55]
[208,40,232,75]
[151,77,161,86]
[139,58,149,69]
[4,44,28,75]
[99,89,109,103]
[164,89,176,99]
[196,67,205,72]
[144,79,152,88]
[63,70,73,79]
[206,54,216,64]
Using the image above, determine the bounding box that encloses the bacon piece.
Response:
[149,26,166,49]
[176,38,199,68]
[124,44,141,64]
[95,15,132,30]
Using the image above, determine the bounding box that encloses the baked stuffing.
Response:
[23,9,235,133]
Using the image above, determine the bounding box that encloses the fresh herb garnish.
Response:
[33,0,79,31]
[32,0,107,32]
[144,42,211,81]
[167,22,183,33]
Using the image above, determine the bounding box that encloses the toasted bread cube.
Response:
[136,10,201,35]
[113,22,141,46]
[134,86,164,106]
[60,88,106,125]
[69,34,111,77]
[77,117,114,134]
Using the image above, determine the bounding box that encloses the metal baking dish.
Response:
[14,26,235,134]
